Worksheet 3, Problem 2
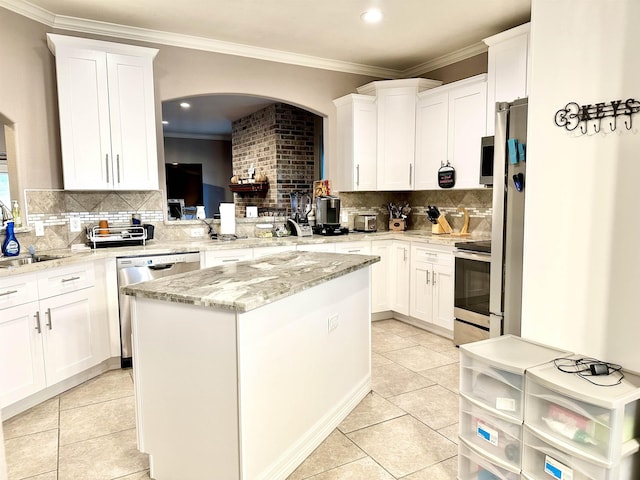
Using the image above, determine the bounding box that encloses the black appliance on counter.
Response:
[313,196,348,236]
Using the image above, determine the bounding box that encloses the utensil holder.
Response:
[389,219,406,231]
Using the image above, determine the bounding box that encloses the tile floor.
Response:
[3,319,460,480]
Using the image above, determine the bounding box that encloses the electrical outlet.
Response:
[341,212,348,223]
[328,314,339,332]
[190,227,204,238]
[69,217,81,232]
[34,221,44,237]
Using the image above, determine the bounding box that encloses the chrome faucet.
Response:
[0,200,12,225]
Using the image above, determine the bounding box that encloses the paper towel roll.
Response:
[219,203,236,235]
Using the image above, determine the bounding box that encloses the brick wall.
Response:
[231,103,317,216]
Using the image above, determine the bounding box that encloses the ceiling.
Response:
[3,0,531,136]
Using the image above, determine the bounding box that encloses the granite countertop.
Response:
[122,251,380,312]
[0,230,489,278]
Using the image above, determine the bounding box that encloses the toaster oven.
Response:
[354,214,377,232]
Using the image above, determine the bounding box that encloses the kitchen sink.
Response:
[0,254,65,268]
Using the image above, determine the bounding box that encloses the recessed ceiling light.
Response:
[361,9,383,23]
[180,102,190,109]
[162,120,169,125]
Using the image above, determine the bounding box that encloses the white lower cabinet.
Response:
[371,240,392,313]
[391,241,410,316]
[409,244,454,331]
[0,262,109,409]
[297,243,336,253]
[203,248,253,267]
[334,241,371,255]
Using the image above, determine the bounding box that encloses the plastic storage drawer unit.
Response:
[460,335,569,421]
[525,357,640,465]
[460,395,523,470]
[522,427,640,480]
[458,439,521,480]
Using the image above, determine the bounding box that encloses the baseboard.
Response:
[374,312,454,340]
[2,357,122,420]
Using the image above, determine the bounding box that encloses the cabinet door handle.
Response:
[116,154,121,183]
[409,164,413,185]
[34,311,41,334]
[0,289,18,297]
[61,276,81,283]
[356,164,360,186]
[403,248,407,262]
[44,308,52,330]
[426,270,430,285]
[105,154,110,183]
[433,272,437,286]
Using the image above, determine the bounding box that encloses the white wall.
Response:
[522,0,640,372]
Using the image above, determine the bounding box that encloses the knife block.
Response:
[432,223,446,234]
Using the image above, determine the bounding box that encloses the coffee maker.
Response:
[288,191,313,237]
[313,196,349,236]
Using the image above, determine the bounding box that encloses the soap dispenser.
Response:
[2,220,20,256]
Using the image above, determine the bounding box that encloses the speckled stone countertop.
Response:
[122,251,379,312]
[0,230,488,278]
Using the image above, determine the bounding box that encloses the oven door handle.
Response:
[454,250,491,262]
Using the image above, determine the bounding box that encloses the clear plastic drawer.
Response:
[458,439,521,480]
[525,365,640,464]
[460,395,523,470]
[460,335,569,421]
[522,427,639,480]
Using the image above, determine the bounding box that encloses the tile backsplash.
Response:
[10,187,493,250]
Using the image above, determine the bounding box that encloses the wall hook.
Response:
[593,122,601,134]
[624,117,633,130]
[579,123,588,134]
[609,120,617,132]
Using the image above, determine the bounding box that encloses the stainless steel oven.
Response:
[454,241,491,346]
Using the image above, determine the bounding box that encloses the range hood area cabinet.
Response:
[333,94,377,191]
[47,34,159,191]
[415,75,488,190]
[357,79,442,191]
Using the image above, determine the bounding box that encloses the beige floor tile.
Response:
[287,430,366,480]
[372,330,419,353]
[383,346,457,372]
[59,396,136,446]
[60,369,133,411]
[5,429,58,480]
[437,423,459,445]
[3,397,59,440]
[305,457,395,479]
[418,362,460,393]
[411,331,456,349]
[338,392,406,434]
[372,319,425,337]
[346,415,457,478]
[388,385,459,430]
[371,352,393,367]
[58,428,148,480]
[402,456,458,480]
[372,363,435,398]
[112,470,151,479]
[21,471,58,480]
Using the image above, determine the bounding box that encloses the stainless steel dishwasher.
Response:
[116,252,201,367]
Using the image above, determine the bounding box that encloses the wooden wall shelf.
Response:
[229,182,269,196]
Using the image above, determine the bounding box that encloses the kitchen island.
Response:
[123,251,379,480]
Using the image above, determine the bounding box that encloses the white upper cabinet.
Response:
[415,75,487,190]
[333,94,377,191]
[47,34,159,191]
[357,79,441,191]
[484,23,531,135]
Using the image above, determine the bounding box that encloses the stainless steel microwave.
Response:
[479,135,494,185]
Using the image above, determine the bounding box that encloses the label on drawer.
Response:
[495,397,516,412]
[544,455,573,480]
[476,421,499,446]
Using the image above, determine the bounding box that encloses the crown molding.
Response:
[1,0,484,80]
[401,42,488,78]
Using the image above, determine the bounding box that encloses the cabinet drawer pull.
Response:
[222,258,239,263]
[347,249,359,253]
[105,154,110,183]
[0,289,18,297]
[61,276,81,283]
[45,308,52,330]
[34,311,41,334]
